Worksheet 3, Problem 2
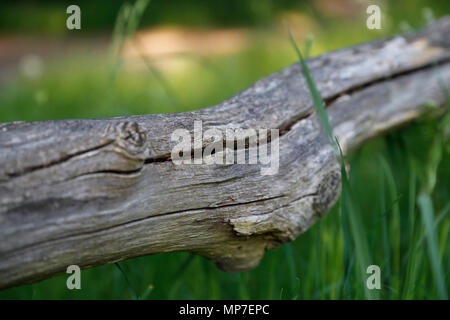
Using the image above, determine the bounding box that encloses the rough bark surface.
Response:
[1,18,450,289]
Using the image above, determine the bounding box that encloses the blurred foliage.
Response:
[0,0,450,34]
[0,0,448,299]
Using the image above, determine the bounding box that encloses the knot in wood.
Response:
[114,121,148,156]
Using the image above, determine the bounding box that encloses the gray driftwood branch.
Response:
[1,18,450,289]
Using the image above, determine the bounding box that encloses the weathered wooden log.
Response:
[1,17,450,290]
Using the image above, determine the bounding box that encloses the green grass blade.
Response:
[414,201,450,251]
[109,0,150,69]
[402,159,420,299]
[377,161,391,298]
[114,262,138,300]
[139,284,154,300]
[287,26,378,299]
[304,34,315,59]
[417,194,448,299]
[283,243,298,298]
[286,23,335,152]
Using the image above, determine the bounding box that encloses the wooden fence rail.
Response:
[1,17,449,289]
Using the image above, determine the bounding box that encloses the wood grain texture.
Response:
[1,17,450,289]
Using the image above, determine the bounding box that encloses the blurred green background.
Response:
[0,0,449,299]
